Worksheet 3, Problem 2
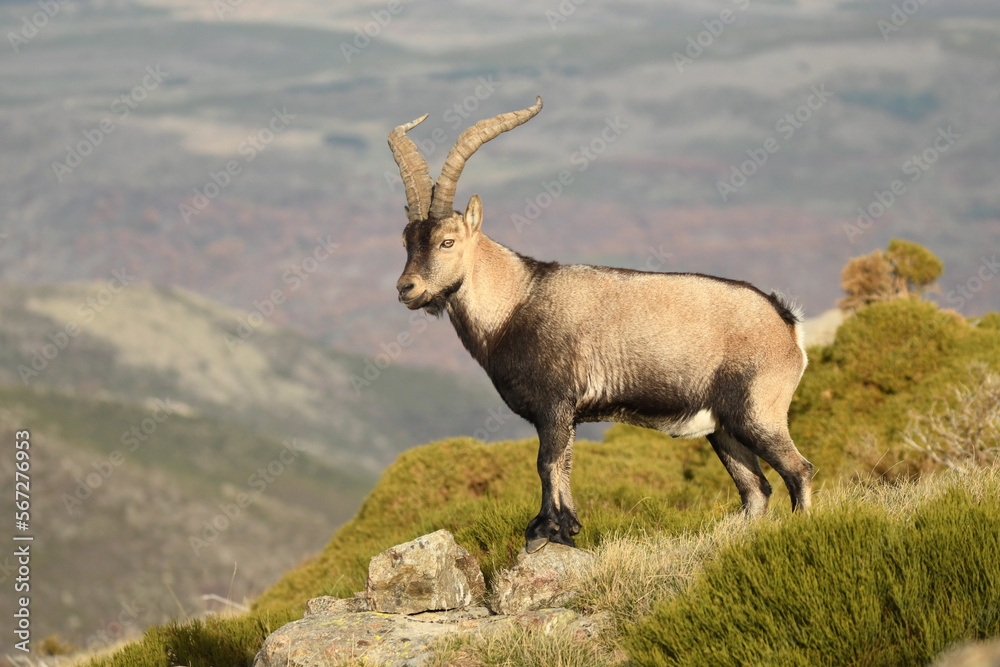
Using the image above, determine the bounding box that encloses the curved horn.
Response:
[429,96,543,220]
[388,114,434,222]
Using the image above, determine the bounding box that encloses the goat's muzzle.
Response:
[396,276,425,309]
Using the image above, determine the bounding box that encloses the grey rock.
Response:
[304,593,369,616]
[253,533,606,666]
[254,606,583,667]
[490,543,594,615]
[365,529,486,614]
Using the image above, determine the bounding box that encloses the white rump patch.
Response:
[660,409,718,439]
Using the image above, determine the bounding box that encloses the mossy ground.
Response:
[89,297,1000,666]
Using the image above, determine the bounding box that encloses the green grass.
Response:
[84,610,297,667]
[253,430,734,615]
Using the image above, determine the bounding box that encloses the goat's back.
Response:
[495,264,806,426]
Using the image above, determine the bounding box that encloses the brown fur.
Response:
[392,103,812,552]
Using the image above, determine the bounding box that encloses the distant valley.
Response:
[0,282,533,651]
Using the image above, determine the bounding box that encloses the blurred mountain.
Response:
[0,0,998,376]
[0,282,533,472]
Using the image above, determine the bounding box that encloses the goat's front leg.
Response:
[525,417,576,553]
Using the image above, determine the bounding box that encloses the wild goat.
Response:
[389,96,813,553]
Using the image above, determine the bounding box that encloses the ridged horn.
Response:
[388,113,434,222]
[429,96,543,220]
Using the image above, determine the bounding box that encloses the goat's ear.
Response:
[465,195,483,234]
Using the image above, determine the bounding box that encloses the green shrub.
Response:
[790,298,1000,480]
[886,238,944,291]
[624,482,1000,666]
[86,610,295,667]
[829,299,961,394]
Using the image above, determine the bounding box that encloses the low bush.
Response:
[624,471,1000,666]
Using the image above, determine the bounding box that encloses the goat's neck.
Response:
[447,235,531,366]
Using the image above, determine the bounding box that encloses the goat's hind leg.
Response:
[734,422,814,513]
[707,429,772,518]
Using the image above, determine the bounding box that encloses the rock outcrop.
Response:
[365,529,486,614]
[254,605,597,667]
[255,530,602,667]
[490,543,594,615]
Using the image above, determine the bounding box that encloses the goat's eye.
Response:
[441,239,455,249]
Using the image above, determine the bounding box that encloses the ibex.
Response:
[390,96,813,553]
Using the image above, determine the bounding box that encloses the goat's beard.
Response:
[421,280,462,317]
[421,296,447,317]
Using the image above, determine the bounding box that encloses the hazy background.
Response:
[1,0,999,655]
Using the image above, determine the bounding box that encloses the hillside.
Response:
[0,282,534,472]
[85,294,1000,666]
[0,282,533,655]
[0,385,368,654]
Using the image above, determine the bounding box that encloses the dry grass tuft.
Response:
[428,621,624,667]
[575,513,753,627]
[903,362,1000,471]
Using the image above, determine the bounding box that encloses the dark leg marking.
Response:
[728,422,814,513]
[526,417,577,552]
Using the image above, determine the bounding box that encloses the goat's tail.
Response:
[767,290,804,326]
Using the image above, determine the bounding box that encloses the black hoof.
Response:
[550,529,576,548]
[525,536,550,553]
[525,515,560,553]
